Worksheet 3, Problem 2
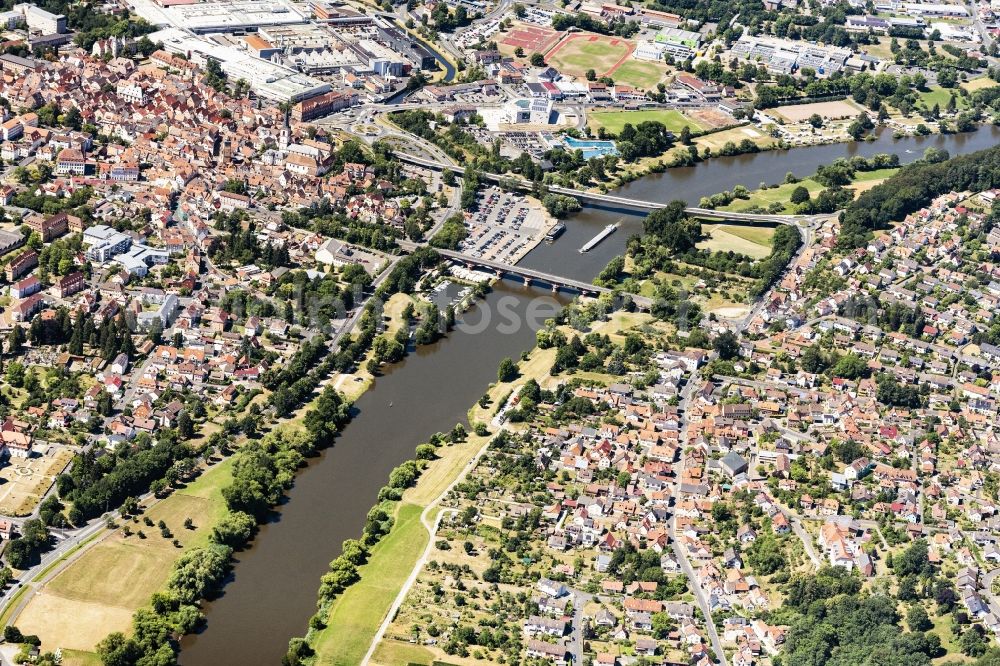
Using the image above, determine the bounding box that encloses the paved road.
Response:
[360,389,519,664]
[968,1,995,50]
[667,201,822,666]
[982,567,1000,617]
[669,515,727,666]
[779,504,821,569]
[569,588,593,663]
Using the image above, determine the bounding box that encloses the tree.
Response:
[96,632,142,666]
[713,330,740,361]
[210,511,257,548]
[303,386,349,447]
[746,533,786,574]
[177,410,194,439]
[893,539,930,577]
[7,325,24,354]
[642,201,700,252]
[907,604,931,632]
[147,317,162,345]
[790,185,811,204]
[831,353,869,379]
[497,357,519,383]
[514,46,524,58]
[585,68,596,81]
[529,52,545,67]
[938,67,958,88]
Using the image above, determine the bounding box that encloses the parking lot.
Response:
[459,186,552,264]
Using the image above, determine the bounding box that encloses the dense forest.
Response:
[839,144,1000,247]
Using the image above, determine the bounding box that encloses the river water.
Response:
[520,125,1000,281]
[179,283,567,665]
[179,126,1000,665]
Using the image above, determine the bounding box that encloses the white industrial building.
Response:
[902,2,968,17]
[0,10,23,29]
[127,0,306,34]
[148,27,331,102]
[13,3,65,34]
[634,41,667,61]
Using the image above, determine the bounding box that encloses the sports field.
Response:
[589,109,704,134]
[546,33,633,78]
[610,58,666,89]
[698,224,775,259]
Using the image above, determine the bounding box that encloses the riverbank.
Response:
[177,280,568,666]
[589,114,982,195]
[11,455,235,662]
[4,284,428,664]
[303,305,655,665]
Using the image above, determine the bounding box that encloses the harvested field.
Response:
[772,99,860,122]
[687,106,736,129]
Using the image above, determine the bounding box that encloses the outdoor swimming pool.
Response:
[563,136,618,158]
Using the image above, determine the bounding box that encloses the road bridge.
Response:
[395,152,809,224]
[399,241,652,308]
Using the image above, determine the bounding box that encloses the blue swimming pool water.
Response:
[563,136,618,159]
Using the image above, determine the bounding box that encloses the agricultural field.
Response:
[545,33,633,78]
[15,458,234,654]
[698,224,776,259]
[771,98,862,122]
[609,58,666,89]
[588,109,704,134]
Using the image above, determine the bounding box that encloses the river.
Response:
[179,282,567,665]
[178,125,1000,665]
[520,125,1000,281]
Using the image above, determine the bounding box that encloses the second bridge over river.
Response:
[396,152,812,224]
[398,241,653,308]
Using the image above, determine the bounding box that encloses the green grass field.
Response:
[312,503,429,666]
[589,109,703,135]
[850,167,899,182]
[611,59,666,89]
[62,649,104,666]
[718,179,823,214]
[547,36,630,77]
[16,458,234,652]
[698,224,775,259]
[917,86,966,111]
